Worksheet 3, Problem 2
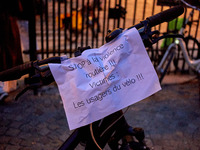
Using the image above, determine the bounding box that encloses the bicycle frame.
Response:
[156,43,177,73]
[177,37,200,72]
[58,110,135,150]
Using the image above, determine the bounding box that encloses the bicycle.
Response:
[0,6,184,150]
[156,0,200,83]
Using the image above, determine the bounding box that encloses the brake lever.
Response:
[139,22,184,47]
[15,73,42,100]
[16,68,55,100]
[15,82,43,101]
[74,46,92,57]
[151,34,184,44]
[140,29,160,47]
[137,20,160,47]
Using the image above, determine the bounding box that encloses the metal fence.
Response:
[27,0,200,71]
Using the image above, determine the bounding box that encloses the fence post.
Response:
[29,0,37,61]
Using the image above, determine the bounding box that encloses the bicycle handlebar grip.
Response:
[147,5,184,27]
[0,62,32,81]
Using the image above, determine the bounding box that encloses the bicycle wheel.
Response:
[184,36,200,59]
[158,46,176,83]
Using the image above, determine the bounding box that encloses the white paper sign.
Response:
[49,28,161,130]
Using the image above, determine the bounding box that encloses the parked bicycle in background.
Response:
[153,0,200,83]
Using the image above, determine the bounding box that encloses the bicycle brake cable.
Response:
[90,123,103,150]
[89,107,130,150]
[100,107,130,138]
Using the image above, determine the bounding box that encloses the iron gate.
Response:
[27,0,200,72]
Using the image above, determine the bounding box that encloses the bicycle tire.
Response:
[184,36,200,59]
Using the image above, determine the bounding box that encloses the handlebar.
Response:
[0,6,184,83]
[0,62,33,81]
[0,57,62,81]
[106,6,184,42]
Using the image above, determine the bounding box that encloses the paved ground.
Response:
[0,74,199,150]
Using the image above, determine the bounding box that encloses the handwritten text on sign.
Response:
[49,28,161,130]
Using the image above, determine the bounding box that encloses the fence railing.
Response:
[27,0,200,72]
